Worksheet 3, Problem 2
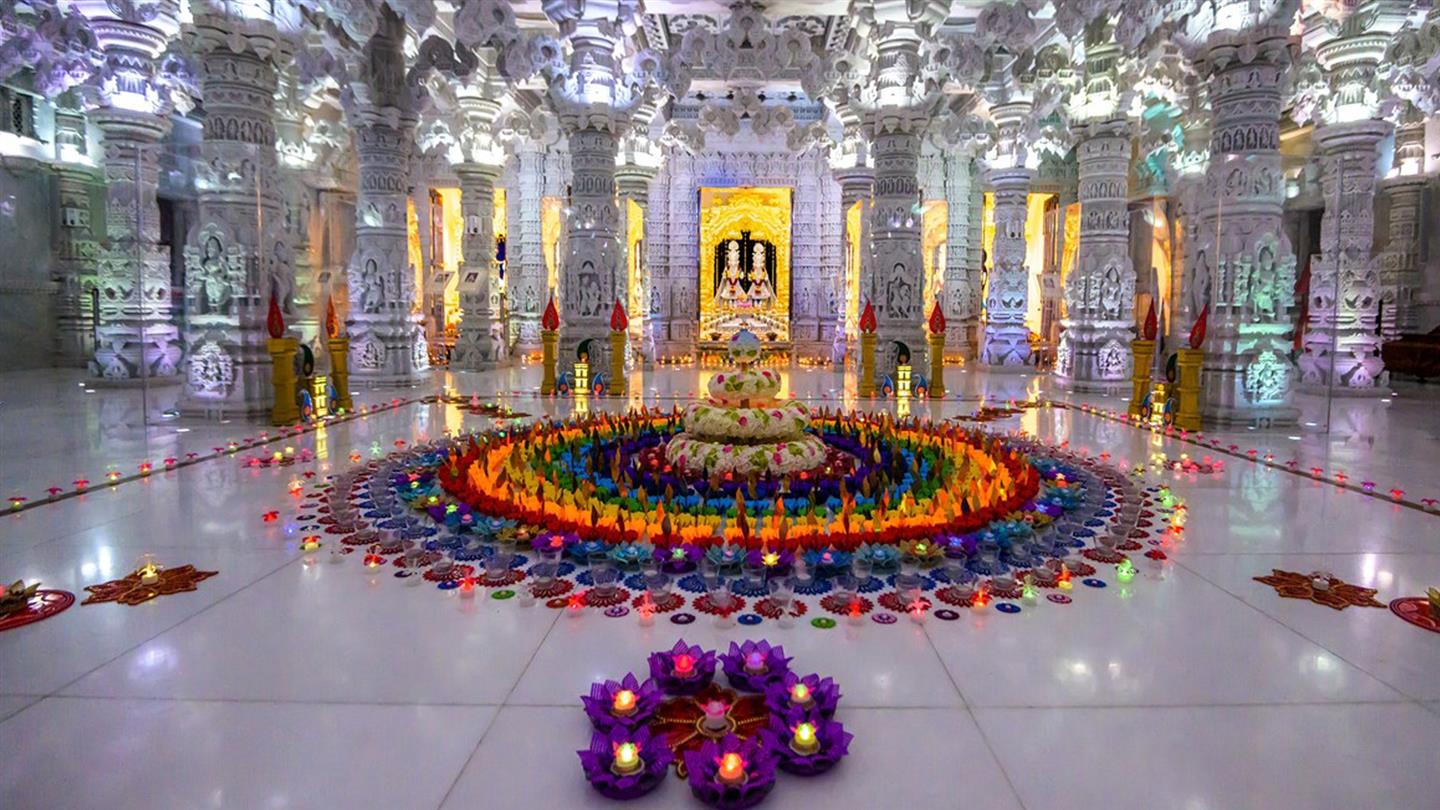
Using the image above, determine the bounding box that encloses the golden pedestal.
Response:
[927,333,946,399]
[608,331,626,397]
[858,332,876,398]
[1128,339,1155,418]
[326,337,353,413]
[268,337,300,426]
[540,328,558,395]
[1175,348,1203,431]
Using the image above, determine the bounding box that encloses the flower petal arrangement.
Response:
[581,641,850,807]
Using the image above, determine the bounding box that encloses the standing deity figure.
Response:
[749,242,772,306]
[718,240,747,308]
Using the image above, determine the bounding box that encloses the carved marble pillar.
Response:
[981,166,1035,367]
[867,128,925,369]
[942,154,978,358]
[1378,114,1426,339]
[274,71,322,357]
[509,144,546,357]
[345,7,427,384]
[181,13,289,415]
[453,162,506,369]
[615,165,654,359]
[1169,113,1210,343]
[1057,119,1133,388]
[1298,119,1389,392]
[834,167,874,360]
[558,126,619,371]
[1198,26,1298,424]
[661,151,699,358]
[643,162,670,361]
[51,97,102,367]
[86,11,181,381]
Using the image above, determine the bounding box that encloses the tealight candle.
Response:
[612,689,637,716]
[673,653,697,678]
[701,700,729,733]
[716,752,746,785]
[744,651,766,674]
[612,741,642,775]
[790,722,819,755]
[139,563,160,585]
[790,683,812,706]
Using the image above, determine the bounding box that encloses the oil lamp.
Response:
[673,653,697,679]
[716,752,746,785]
[790,682,812,706]
[790,722,819,755]
[612,741,642,776]
[612,689,637,716]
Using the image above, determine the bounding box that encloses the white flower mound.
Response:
[665,434,829,476]
[664,368,826,476]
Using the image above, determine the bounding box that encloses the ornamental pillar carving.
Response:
[84,6,183,381]
[867,128,925,370]
[453,162,506,369]
[1298,119,1390,392]
[345,5,427,384]
[616,164,654,360]
[981,166,1035,367]
[834,167,874,360]
[1379,117,1426,338]
[942,154,979,359]
[1057,119,1133,388]
[51,95,102,367]
[1169,110,1211,344]
[1197,25,1299,425]
[508,143,547,357]
[181,12,290,415]
[559,125,620,371]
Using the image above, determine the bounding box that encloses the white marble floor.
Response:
[3,365,1439,810]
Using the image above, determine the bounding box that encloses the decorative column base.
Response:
[859,332,877,398]
[1128,339,1154,417]
[268,337,300,426]
[927,333,946,399]
[1174,348,1203,432]
[541,329,558,396]
[327,337,353,413]
[608,331,627,397]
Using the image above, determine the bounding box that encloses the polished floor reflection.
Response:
[2,365,1438,810]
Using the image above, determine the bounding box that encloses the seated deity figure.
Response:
[717,240,748,308]
[749,243,773,306]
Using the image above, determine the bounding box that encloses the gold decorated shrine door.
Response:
[698,187,792,348]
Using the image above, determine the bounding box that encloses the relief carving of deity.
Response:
[885,266,915,320]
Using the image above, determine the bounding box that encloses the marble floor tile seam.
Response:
[1173,558,1421,704]
[0,693,509,711]
[436,678,519,809]
[917,626,1031,810]
[40,553,302,701]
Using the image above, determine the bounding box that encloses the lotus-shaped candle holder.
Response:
[648,639,717,695]
[577,725,672,800]
[581,672,664,731]
[720,639,791,692]
[762,707,852,776]
[683,734,778,810]
[764,671,841,718]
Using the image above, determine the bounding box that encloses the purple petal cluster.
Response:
[646,638,716,695]
[577,725,671,800]
[656,543,701,574]
[745,547,795,575]
[580,672,663,731]
[683,734,778,810]
[763,671,841,718]
[721,639,791,692]
[762,706,852,777]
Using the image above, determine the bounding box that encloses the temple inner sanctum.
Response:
[3,1,1440,809]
